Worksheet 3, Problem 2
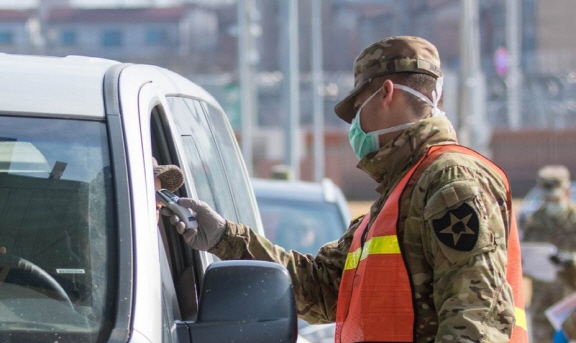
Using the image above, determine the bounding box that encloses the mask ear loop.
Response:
[430,77,445,117]
[393,78,446,117]
[356,86,383,132]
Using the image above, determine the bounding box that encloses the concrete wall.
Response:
[490,128,576,197]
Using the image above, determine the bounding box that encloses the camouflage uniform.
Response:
[550,254,576,341]
[210,36,518,342]
[211,115,517,342]
[559,262,576,342]
[523,166,576,343]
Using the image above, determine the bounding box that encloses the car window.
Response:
[202,102,261,231]
[168,97,261,231]
[159,237,176,343]
[150,105,202,328]
[168,97,235,220]
[0,115,115,342]
[258,198,345,255]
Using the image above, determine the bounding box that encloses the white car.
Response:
[0,54,296,343]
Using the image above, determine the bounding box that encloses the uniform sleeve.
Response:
[422,174,516,342]
[209,217,361,324]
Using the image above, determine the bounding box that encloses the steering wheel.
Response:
[0,253,74,309]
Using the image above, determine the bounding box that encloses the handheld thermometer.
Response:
[156,189,198,231]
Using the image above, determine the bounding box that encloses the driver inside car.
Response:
[152,157,185,222]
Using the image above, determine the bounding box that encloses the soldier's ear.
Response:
[380,79,394,105]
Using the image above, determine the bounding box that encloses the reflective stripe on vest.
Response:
[335,145,527,343]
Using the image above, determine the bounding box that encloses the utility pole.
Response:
[459,0,490,154]
[238,0,259,175]
[506,0,522,130]
[311,0,324,182]
[280,0,300,180]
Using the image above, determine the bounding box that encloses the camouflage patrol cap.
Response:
[153,157,184,192]
[334,36,443,123]
[537,165,571,197]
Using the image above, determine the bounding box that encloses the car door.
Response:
[120,65,267,342]
[118,69,212,342]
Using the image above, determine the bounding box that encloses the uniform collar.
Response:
[357,116,458,194]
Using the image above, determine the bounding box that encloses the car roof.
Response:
[253,177,352,225]
[0,53,223,119]
[0,54,118,118]
[251,177,349,209]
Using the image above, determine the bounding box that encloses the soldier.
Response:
[166,36,527,342]
[523,165,576,342]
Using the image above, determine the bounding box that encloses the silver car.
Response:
[0,54,296,343]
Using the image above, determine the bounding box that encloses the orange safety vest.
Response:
[335,145,527,343]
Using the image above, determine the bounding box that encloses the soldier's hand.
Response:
[549,250,576,268]
[162,199,226,251]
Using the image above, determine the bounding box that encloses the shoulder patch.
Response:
[432,202,479,251]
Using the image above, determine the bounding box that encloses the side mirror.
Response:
[184,260,297,343]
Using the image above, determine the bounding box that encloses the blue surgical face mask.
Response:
[348,78,446,160]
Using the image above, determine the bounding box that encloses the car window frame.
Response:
[137,86,214,333]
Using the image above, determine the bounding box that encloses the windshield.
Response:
[0,116,115,342]
[258,198,346,255]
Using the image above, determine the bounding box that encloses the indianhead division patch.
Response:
[432,202,480,251]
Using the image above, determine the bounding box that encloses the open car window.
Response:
[0,115,116,342]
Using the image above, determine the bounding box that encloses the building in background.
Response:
[0,0,575,198]
[0,9,36,54]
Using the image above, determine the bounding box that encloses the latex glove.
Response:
[166,198,226,251]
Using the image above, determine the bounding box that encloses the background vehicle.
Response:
[252,177,352,343]
[517,181,576,231]
[253,178,351,255]
[0,54,296,343]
